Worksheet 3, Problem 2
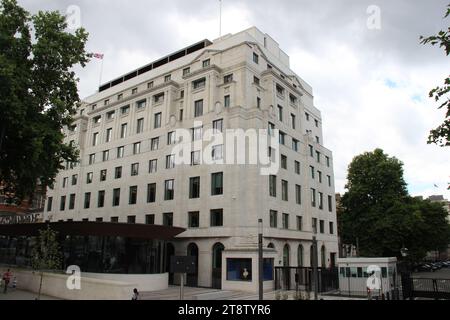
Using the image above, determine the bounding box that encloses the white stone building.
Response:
[43,27,338,291]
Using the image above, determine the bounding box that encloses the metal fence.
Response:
[401,273,450,300]
[275,266,339,293]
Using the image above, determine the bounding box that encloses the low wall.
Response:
[9,268,168,300]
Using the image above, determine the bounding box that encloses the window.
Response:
[257,97,261,108]
[319,192,324,209]
[291,114,296,129]
[62,177,68,188]
[154,113,162,129]
[84,192,91,209]
[121,105,130,115]
[316,151,321,163]
[166,154,175,169]
[129,186,138,205]
[278,133,286,147]
[127,215,136,224]
[102,150,109,162]
[46,197,53,212]
[316,136,320,144]
[98,190,105,208]
[310,166,315,179]
[60,196,66,211]
[106,128,112,142]
[269,175,276,197]
[89,154,95,165]
[154,93,164,104]
[180,90,185,99]
[69,194,76,210]
[163,213,173,226]
[106,111,115,120]
[167,131,176,145]
[318,171,322,183]
[295,161,300,174]
[86,172,93,184]
[305,112,310,121]
[276,84,284,96]
[312,218,317,233]
[164,74,171,82]
[72,174,78,186]
[148,81,154,89]
[136,100,146,110]
[92,132,99,146]
[115,166,122,179]
[224,74,233,83]
[211,172,223,195]
[149,159,157,173]
[211,119,223,134]
[327,175,331,187]
[93,116,101,125]
[212,145,223,160]
[131,163,139,176]
[147,183,157,203]
[281,155,287,169]
[100,169,107,182]
[151,137,159,150]
[192,126,203,141]
[282,180,288,201]
[296,185,302,205]
[328,195,333,212]
[130,87,137,95]
[120,123,128,138]
[188,211,199,228]
[179,109,184,121]
[315,119,319,127]
[136,118,144,134]
[112,188,120,207]
[193,78,206,90]
[253,53,259,64]
[253,76,260,86]
[227,258,253,281]
[329,221,334,234]
[309,145,314,157]
[326,156,330,167]
[297,216,303,231]
[202,59,210,68]
[268,122,275,136]
[278,105,283,122]
[270,210,278,228]
[189,177,200,199]
[210,209,223,227]
[224,95,231,108]
[319,220,325,234]
[194,100,203,117]
[311,188,316,207]
[282,213,289,229]
[164,180,174,200]
[133,142,141,155]
[292,139,299,152]
[146,214,155,225]
[289,94,297,105]
[183,67,190,76]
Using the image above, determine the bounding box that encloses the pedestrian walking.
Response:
[2,269,12,294]
[131,288,140,300]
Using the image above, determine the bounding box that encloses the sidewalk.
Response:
[0,289,60,300]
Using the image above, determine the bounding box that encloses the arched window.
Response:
[212,243,225,269]
[283,244,290,267]
[297,245,304,267]
[267,243,275,249]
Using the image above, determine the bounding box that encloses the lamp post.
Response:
[258,219,263,300]
[312,225,318,300]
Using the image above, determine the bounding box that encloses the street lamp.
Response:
[258,219,263,300]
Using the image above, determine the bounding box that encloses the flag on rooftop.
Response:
[93,53,104,59]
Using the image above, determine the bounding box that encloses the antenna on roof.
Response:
[219,0,222,37]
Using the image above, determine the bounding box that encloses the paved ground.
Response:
[0,289,59,300]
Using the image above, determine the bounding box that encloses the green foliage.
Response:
[339,149,450,261]
[0,0,90,201]
[420,4,450,147]
[31,225,62,272]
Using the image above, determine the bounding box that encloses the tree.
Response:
[339,149,450,261]
[420,4,450,147]
[31,225,62,300]
[0,0,90,201]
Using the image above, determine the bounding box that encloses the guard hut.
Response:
[337,257,398,298]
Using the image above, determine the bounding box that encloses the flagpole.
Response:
[219,0,222,37]
[98,57,104,90]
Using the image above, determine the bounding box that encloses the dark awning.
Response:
[0,222,185,240]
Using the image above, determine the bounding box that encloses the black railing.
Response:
[275,266,338,293]
[401,273,450,300]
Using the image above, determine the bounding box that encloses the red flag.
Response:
[93,53,104,59]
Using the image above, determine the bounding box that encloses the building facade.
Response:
[43,27,338,290]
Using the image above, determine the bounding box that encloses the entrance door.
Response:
[166,243,175,285]
[186,243,199,287]
[211,243,224,289]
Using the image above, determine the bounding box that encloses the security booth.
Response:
[337,257,398,299]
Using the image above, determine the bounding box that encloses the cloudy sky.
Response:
[18,0,450,199]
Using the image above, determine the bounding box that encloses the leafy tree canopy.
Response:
[0,0,90,201]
